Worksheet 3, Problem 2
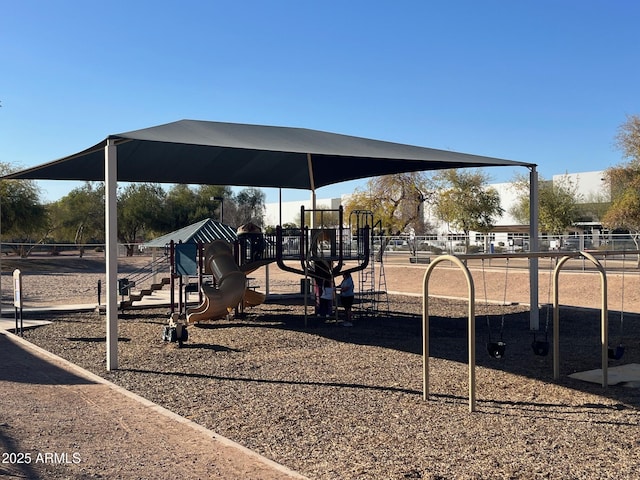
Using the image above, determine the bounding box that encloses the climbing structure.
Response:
[275,205,370,280]
[349,211,389,317]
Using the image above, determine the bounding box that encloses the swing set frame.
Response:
[421,249,631,412]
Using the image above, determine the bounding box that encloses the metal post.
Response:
[105,139,119,370]
[552,251,608,387]
[13,269,22,336]
[529,166,540,330]
[169,240,175,313]
[212,196,224,223]
[423,255,476,412]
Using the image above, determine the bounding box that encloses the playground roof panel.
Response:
[142,218,237,248]
[1,119,535,189]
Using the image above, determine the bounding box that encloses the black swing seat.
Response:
[608,344,625,360]
[531,339,550,356]
[487,341,506,359]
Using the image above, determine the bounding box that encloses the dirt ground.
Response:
[2,253,640,479]
[0,333,305,480]
[265,255,640,314]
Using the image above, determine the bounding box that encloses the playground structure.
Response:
[421,249,636,413]
[274,206,386,324]
[159,207,382,344]
[184,240,247,324]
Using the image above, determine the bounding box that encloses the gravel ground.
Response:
[5,254,640,479]
[19,293,640,480]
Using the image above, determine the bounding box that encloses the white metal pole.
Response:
[307,153,316,229]
[105,139,119,370]
[529,166,540,330]
[279,188,282,226]
[310,190,317,228]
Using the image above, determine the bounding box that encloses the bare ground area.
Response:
[2,254,640,479]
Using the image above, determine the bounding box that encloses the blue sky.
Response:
[1,0,639,205]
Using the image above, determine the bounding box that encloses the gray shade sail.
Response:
[0,119,541,371]
[1,119,534,188]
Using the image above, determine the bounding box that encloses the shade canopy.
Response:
[0,119,541,371]
[2,119,534,188]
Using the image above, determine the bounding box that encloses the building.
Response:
[264,170,609,248]
[263,197,344,227]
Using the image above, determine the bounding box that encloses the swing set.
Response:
[422,249,631,412]
[480,258,508,359]
[608,252,627,360]
[531,257,554,357]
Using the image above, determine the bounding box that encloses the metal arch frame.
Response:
[422,255,477,412]
[552,251,608,387]
[422,249,612,413]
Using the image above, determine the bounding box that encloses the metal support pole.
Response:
[529,166,540,330]
[105,139,119,370]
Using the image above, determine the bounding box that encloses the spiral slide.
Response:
[186,240,248,324]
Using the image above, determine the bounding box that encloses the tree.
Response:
[233,187,266,227]
[433,169,503,251]
[194,185,233,224]
[49,182,104,256]
[164,184,233,230]
[117,183,166,256]
[576,191,610,224]
[165,184,199,231]
[602,165,640,266]
[510,173,581,237]
[615,114,640,163]
[601,114,640,263]
[343,172,433,235]
[0,163,49,255]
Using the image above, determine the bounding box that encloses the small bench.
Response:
[409,256,431,264]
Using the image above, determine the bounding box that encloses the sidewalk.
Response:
[0,329,307,479]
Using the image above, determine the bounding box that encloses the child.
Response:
[339,272,355,326]
[319,279,334,317]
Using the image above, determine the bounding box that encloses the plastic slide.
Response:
[243,288,266,308]
[186,240,247,324]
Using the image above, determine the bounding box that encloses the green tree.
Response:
[164,184,233,230]
[49,182,104,256]
[433,169,503,251]
[0,163,49,255]
[510,173,581,238]
[602,165,640,254]
[343,173,432,235]
[591,114,640,266]
[602,115,640,266]
[165,184,200,230]
[117,183,166,256]
[234,187,266,227]
[194,185,233,224]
